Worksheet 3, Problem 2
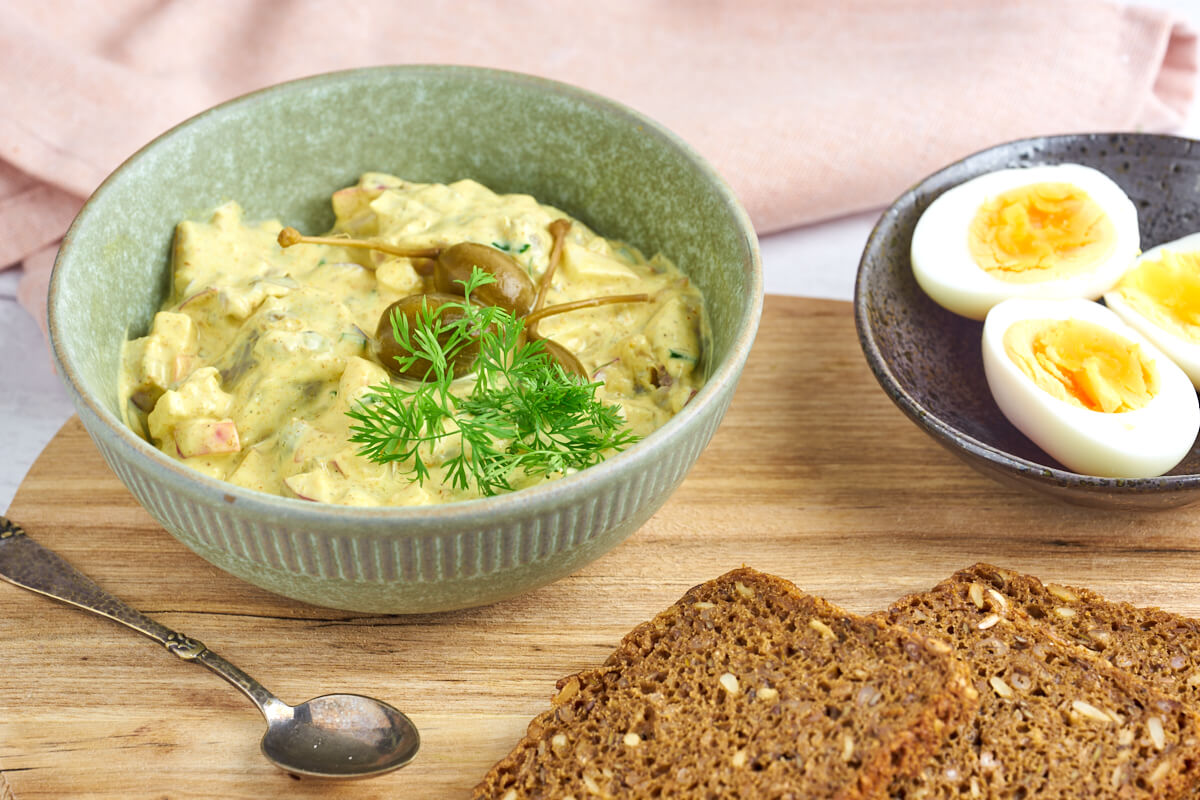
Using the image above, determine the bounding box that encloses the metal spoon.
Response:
[0,516,419,779]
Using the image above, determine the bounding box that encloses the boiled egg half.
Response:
[912,164,1140,320]
[1104,231,1200,389]
[982,297,1199,478]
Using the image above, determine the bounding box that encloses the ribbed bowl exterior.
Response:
[74,380,734,612]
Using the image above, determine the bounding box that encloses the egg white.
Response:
[1104,231,1200,390]
[912,164,1140,321]
[982,297,1199,478]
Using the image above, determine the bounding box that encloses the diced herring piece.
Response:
[125,311,199,403]
[147,367,235,447]
[173,419,240,458]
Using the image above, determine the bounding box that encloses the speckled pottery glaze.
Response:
[48,66,762,612]
[856,132,1200,511]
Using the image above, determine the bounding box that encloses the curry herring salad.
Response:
[120,175,706,505]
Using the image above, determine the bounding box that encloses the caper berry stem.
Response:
[523,293,650,327]
[277,226,442,261]
[527,218,572,336]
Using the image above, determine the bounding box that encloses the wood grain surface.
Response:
[3,295,1200,799]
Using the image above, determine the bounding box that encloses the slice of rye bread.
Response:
[474,568,977,800]
[957,563,1200,710]
[879,572,1200,799]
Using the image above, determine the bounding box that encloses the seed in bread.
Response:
[474,567,977,800]
[880,572,1200,799]
[958,563,1200,709]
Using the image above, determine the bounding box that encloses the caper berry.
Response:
[537,337,588,380]
[374,293,480,380]
[434,242,536,317]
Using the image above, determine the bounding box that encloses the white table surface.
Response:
[4,0,1197,513]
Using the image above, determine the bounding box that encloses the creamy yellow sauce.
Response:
[120,174,706,506]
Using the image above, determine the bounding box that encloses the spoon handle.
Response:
[0,516,290,720]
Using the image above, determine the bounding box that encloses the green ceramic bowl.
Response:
[48,66,762,612]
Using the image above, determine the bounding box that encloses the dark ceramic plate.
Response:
[854,132,1200,511]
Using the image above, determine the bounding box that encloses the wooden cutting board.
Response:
[3,295,1200,799]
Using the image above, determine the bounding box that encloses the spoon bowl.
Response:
[0,516,420,779]
[261,693,420,778]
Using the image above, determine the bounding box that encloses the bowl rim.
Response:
[48,64,764,526]
[853,131,1200,496]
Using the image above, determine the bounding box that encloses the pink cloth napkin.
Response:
[2,0,1195,332]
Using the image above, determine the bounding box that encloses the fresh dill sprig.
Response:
[346,268,639,496]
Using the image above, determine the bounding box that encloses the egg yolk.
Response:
[1003,318,1158,413]
[1111,249,1200,343]
[968,182,1116,283]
